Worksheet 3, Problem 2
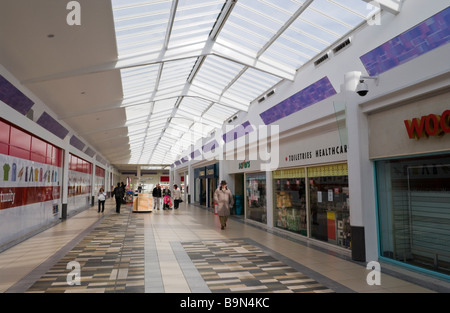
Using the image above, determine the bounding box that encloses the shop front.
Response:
[273,163,350,249]
[369,91,450,279]
[194,163,219,209]
[246,171,267,223]
[274,130,350,250]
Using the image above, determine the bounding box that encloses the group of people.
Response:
[98,182,128,213]
[99,180,235,231]
[152,183,182,210]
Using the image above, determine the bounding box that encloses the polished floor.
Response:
[0,199,447,293]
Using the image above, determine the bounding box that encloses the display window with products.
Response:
[273,168,307,236]
[376,154,450,278]
[246,172,267,224]
[308,164,350,249]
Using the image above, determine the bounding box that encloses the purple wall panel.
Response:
[36,112,69,140]
[84,147,95,157]
[190,149,201,159]
[360,7,450,76]
[70,135,85,151]
[202,140,219,153]
[0,75,34,115]
[259,77,337,125]
[222,121,254,143]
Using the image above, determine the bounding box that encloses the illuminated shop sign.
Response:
[404,110,450,139]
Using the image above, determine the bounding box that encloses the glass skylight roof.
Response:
[111,0,380,165]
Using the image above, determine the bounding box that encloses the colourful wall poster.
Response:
[0,154,61,211]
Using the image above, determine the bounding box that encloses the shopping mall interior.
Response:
[0,0,449,297]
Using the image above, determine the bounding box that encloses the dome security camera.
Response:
[356,80,369,97]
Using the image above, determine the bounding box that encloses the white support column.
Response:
[61,148,70,219]
[91,160,96,206]
[265,170,273,229]
[188,163,193,203]
[344,71,377,262]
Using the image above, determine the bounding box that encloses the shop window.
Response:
[0,120,10,144]
[376,155,450,276]
[308,164,350,249]
[273,169,307,235]
[246,173,267,223]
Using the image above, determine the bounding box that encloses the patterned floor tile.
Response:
[26,208,145,293]
[181,239,335,293]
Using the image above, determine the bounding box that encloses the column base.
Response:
[351,226,366,262]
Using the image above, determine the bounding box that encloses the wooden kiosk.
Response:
[132,194,153,213]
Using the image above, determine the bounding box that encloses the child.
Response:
[164,193,172,210]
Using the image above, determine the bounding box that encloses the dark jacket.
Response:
[152,186,162,198]
[113,186,124,199]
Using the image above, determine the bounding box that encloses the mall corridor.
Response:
[0,200,446,294]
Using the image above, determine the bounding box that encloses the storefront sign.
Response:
[285,145,347,163]
[238,160,251,170]
[404,110,450,139]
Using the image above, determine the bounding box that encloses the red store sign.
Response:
[404,110,450,139]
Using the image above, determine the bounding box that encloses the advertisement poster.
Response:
[0,153,61,213]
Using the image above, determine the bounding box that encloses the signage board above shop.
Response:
[279,130,348,168]
[369,92,450,159]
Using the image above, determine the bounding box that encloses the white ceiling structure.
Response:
[0,0,380,171]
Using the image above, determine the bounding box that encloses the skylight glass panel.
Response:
[168,0,224,49]
[203,103,237,121]
[125,103,151,123]
[120,65,159,98]
[112,0,172,57]
[153,98,176,113]
[301,7,350,35]
[225,68,280,102]
[193,56,244,91]
[331,0,380,18]
[310,0,364,27]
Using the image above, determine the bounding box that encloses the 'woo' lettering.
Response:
[404,110,450,140]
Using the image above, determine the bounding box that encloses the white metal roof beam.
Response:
[363,0,403,15]
[212,43,295,81]
[256,0,313,58]
[23,40,293,86]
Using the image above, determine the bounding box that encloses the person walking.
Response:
[152,184,162,210]
[213,180,234,230]
[98,187,106,213]
[113,182,124,213]
[173,184,182,210]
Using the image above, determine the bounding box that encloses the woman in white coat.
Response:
[213,180,234,230]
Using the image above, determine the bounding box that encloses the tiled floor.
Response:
[0,199,447,293]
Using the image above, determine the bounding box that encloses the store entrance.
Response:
[200,178,206,206]
[209,178,217,209]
